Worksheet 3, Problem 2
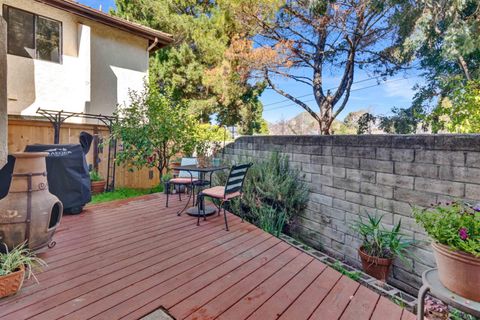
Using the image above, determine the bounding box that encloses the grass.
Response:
[331,261,362,281]
[91,185,163,204]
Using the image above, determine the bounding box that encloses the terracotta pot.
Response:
[0,265,25,298]
[170,161,181,177]
[432,242,480,302]
[91,180,106,195]
[0,152,63,250]
[358,247,393,281]
[197,155,210,168]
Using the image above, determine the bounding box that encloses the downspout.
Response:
[147,37,159,52]
[0,18,7,169]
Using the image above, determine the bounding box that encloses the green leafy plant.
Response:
[89,170,104,182]
[331,261,361,281]
[112,81,197,182]
[218,152,309,236]
[1,243,46,282]
[450,308,478,320]
[161,173,173,184]
[189,124,231,159]
[413,202,480,257]
[254,205,287,237]
[352,214,413,262]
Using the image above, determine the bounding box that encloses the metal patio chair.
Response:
[196,163,253,231]
[165,158,199,207]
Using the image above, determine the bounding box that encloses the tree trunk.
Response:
[318,99,333,135]
[0,18,7,169]
[458,55,472,81]
[157,165,163,185]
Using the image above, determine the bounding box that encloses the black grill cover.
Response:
[0,155,16,201]
[24,144,91,214]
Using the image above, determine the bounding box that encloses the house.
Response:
[0,0,172,118]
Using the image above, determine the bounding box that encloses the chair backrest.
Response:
[178,158,199,178]
[224,163,253,197]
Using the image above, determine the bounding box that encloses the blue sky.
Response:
[79,0,422,123]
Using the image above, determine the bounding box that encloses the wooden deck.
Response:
[0,194,416,320]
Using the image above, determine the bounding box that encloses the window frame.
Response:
[2,5,63,64]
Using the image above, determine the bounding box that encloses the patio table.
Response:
[172,164,228,217]
[417,268,480,320]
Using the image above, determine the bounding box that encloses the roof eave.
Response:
[35,0,173,47]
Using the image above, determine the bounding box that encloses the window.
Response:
[2,5,62,63]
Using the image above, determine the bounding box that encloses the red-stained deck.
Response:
[0,194,415,320]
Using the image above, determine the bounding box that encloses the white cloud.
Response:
[382,78,416,100]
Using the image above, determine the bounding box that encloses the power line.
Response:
[263,77,412,112]
[263,62,421,109]
[262,74,388,108]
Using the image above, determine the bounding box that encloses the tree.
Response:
[377,105,424,134]
[112,83,196,182]
[429,80,480,133]
[398,0,480,121]
[250,0,410,134]
[114,0,275,134]
[357,112,376,134]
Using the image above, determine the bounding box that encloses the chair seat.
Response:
[201,186,241,200]
[169,177,198,184]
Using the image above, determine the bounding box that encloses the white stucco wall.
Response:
[0,0,149,119]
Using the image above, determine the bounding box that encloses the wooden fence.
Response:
[7,116,159,189]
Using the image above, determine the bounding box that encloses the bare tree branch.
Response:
[264,68,320,122]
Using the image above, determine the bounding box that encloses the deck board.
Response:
[246,259,327,320]
[1,193,414,320]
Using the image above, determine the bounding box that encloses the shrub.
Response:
[219,152,309,236]
[414,202,480,257]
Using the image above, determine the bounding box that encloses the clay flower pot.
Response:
[170,160,181,177]
[432,242,480,302]
[197,155,210,168]
[0,265,25,298]
[358,247,393,282]
[91,180,106,195]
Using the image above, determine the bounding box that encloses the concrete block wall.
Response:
[224,135,480,294]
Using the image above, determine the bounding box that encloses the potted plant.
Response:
[90,170,106,195]
[0,243,46,298]
[352,214,413,281]
[414,202,480,302]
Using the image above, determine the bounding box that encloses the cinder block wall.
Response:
[224,135,480,294]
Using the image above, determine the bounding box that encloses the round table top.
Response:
[423,269,480,317]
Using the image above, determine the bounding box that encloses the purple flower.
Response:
[459,227,469,241]
[473,203,480,212]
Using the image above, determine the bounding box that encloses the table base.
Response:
[186,205,217,217]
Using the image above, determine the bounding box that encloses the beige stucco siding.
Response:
[90,21,148,116]
[0,0,149,119]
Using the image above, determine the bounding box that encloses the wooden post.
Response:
[0,17,7,168]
